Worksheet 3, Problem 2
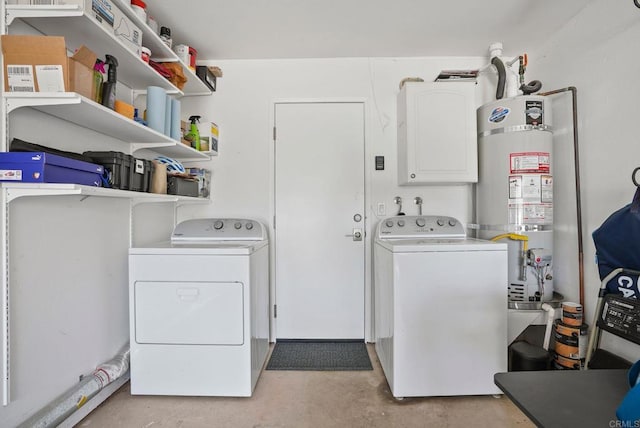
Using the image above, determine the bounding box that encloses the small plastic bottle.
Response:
[160,26,172,49]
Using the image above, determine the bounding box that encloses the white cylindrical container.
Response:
[173,44,190,65]
[477,95,554,303]
[164,95,172,137]
[170,98,181,141]
[146,86,167,134]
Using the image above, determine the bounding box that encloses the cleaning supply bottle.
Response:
[93,59,105,104]
[101,55,118,110]
[160,26,172,49]
[185,115,201,151]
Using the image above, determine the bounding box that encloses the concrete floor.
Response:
[79,345,534,428]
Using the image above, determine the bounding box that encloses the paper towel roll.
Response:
[164,95,172,136]
[170,98,181,141]
[146,86,166,134]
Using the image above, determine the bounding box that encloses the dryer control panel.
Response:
[377,215,465,239]
[171,218,266,242]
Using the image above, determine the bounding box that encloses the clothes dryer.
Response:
[129,218,269,396]
[374,215,507,398]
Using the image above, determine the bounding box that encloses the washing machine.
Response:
[128,218,269,397]
[374,215,508,398]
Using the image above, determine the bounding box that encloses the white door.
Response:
[274,102,365,339]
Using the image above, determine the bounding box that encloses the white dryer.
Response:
[129,218,269,397]
[374,215,507,398]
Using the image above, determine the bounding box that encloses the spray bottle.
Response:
[101,55,118,110]
[185,115,201,151]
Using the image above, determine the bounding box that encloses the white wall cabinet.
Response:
[0,1,212,423]
[397,81,477,185]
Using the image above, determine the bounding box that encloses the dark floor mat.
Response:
[266,340,373,371]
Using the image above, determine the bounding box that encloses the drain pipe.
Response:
[539,86,584,309]
[19,345,130,428]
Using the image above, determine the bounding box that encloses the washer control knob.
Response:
[234,222,242,230]
[416,218,426,228]
[385,220,394,228]
[448,219,457,227]
[214,220,224,230]
[397,220,405,227]
[436,219,445,227]
[246,222,254,230]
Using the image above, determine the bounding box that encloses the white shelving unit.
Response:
[0,1,214,409]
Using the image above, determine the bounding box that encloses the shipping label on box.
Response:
[35,65,66,92]
[6,65,36,92]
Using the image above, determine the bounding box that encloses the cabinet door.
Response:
[398,82,477,185]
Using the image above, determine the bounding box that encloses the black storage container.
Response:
[167,175,199,197]
[83,151,130,190]
[129,156,146,192]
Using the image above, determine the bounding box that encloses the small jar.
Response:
[160,26,172,49]
[130,0,147,21]
[147,15,158,34]
[141,46,151,63]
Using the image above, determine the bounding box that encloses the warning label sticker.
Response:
[510,152,550,174]
[508,203,553,224]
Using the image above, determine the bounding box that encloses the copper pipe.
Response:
[539,87,584,308]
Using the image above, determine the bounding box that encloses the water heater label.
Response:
[488,106,510,123]
[525,100,544,126]
[510,152,550,174]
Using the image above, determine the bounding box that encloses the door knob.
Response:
[345,228,363,241]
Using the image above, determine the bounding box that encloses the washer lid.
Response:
[375,238,506,252]
[130,239,268,255]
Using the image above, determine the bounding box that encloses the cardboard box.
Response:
[69,45,98,100]
[200,121,219,152]
[88,0,143,56]
[1,35,68,92]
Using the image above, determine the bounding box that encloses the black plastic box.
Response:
[196,66,216,91]
[167,175,199,197]
[83,151,130,190]
[141,159,155,192]
[129,156,146,192]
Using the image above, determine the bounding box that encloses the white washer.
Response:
[374,215,508,398]
[129,218,269,397]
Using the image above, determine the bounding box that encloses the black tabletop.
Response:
[494,370,629,428]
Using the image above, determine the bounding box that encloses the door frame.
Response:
[268,98,372,342]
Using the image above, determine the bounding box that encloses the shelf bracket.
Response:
[5,187,82,203]
[130,142,176,153]
[6,93,81,114]
[131,197,180,208]
[6,5,83,27]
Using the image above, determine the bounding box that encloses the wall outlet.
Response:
[377,203,386,216]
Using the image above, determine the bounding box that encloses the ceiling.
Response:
[145,0,593,60]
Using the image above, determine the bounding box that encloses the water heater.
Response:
[476,95,554,304]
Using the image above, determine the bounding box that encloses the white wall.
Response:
[529,0,640,361]
[180,56,500,341]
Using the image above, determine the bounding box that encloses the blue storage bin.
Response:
[0,152,104,187]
